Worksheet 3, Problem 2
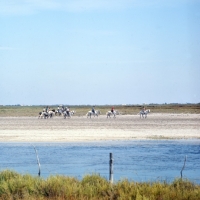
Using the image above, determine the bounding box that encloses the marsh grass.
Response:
[0,104,199,117]
[0,170,199,200]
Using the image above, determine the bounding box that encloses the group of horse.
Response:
[38,109,75,119]
[86,109,150,118]
[86,110,120,118]
[38,108,150,119]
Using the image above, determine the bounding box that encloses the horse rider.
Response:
[92,106,95,114]
[45,106,49,113]
[142,106,146,113]
[57,106,60,113]
[111,106,114,113]
[66,107,70,116]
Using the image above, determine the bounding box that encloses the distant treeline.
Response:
[1,103,200,107]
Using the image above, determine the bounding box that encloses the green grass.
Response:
[0,104,199,117]
[0,170,199,200]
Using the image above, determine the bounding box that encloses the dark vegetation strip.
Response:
[0,170,199,200]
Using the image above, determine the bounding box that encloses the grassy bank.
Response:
[0,170,199,200]
[0,104,199,117]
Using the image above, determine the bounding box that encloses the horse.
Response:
[139,109,150,118]
[70,110,76,115]
[86,110,101,118]
[63,111,71,119]
[38,111,49,119]
[55,109,63,116]
[48,110,55,118]
[106,110,119,118]
[38,109,55,119]
[38,111,43,119]
[63,110,75,119]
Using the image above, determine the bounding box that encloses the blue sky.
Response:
[0,0,200,105]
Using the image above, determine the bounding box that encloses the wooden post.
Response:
[33,145,41,177]
[109,153,113,184]
[181,155,187,179]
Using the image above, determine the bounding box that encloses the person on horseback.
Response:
[66,107,70,116]
[111,106,114,113]
[57,106,60,113]
[45,106,49,113]
[92,106,95,114]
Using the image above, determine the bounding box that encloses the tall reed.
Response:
[0,170,199,200]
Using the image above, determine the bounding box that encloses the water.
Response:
[0,140,199,184]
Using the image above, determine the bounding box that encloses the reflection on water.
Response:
[0,140,199,183]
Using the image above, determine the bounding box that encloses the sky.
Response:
[0,0,200,105]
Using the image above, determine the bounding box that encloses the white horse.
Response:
[38,111,49,119]
[48,110,55,118]
[55,109,63,116]
[106,110,119,118]
[71,110,76,115]
[86,110,101,118]
[38,109,55,119]
[139,109,150,118]
[63,110,75,119]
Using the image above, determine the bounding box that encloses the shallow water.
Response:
[0,140,199,184]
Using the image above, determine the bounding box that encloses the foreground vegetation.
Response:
[0,104,199,117]
[0,170,199,200]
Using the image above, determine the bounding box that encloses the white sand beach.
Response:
[0,114,199,142]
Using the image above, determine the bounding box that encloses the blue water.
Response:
[0,140,199,184]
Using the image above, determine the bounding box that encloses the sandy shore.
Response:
[0,114,199,142]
